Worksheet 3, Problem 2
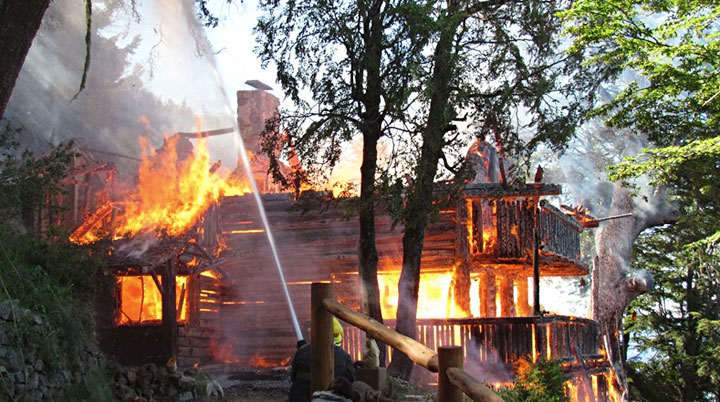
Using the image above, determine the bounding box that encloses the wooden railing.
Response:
[341,316,599,369]
[538,201,583,260]
[311,282,504,402]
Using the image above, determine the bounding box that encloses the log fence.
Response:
[311,282,505,402]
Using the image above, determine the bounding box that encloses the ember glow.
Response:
[116,275,189,325]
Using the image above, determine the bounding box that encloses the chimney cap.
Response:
[245,80,273,91]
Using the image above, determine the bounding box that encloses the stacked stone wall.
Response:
[0,300,100,400]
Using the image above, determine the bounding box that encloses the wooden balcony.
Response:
[459,183,588,276]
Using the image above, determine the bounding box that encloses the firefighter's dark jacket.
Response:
[289,343,355,402]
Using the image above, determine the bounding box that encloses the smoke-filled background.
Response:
[3,0,240,181]
[1,0,660,322]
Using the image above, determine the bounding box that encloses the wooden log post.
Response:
[438,346,463,402]
[311,283,334,394]
[515,277,531,317]
[499,275,515,317]
[533,226,541,316]
[161,259,178,363]
[487,273,497,317]
[446,367,506,402]
[453,199,472,316]
[322,298,439,372]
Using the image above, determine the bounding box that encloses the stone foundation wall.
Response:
[0,300,101,400]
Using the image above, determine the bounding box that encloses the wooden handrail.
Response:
[315,283,506,402]
[322,298,439,372]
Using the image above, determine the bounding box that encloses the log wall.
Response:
[213,192,589,366]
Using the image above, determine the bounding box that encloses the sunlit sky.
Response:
[202,0,280,108]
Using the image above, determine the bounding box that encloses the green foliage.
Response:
[0,227,104,371]
[561,0,720,145]
[497,359,570,402]
[564,3,720,399]
[255,0,600,190]
[0,126,111,399]
[624,221,720,401]
[0,124,77,228]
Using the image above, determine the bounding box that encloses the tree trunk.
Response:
[0,0,52,118]
[592,183,676,400]
[357,0,386,365]
[358,129,384,361]
[388,4,461,379]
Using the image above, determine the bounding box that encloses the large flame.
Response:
[70,135,251,244]
[116,275,189,325]
[378,272,479,319]
[114,136,249,238]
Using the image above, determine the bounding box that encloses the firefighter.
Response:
[289,318,355,402]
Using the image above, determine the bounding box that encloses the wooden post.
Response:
[161,259,178,362]
[487,273,497,317]
[515,277,531,317]
[499,275,515,317]
[438,346,463,402]
[311,283,334,394]
[453,199,472,316]
[533,226,541,316]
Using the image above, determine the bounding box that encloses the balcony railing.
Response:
[341,315,600,367]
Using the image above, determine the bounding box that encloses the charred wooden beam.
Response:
[499,276,515,317]
[62,162,115,179]
[462,183,561,199]
[539,200,584,233]
[515,277,531,317]
[175,127,235,138]
[68,201,116,242]
[161,259,178,362]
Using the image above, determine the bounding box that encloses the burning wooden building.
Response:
[67,88,617,401]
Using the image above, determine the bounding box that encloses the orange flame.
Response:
[378,272,477,319]
[70,134,251,244]
[114,136,249,238]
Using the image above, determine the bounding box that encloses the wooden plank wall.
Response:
[214,194,456,366]
[177,275,222,368]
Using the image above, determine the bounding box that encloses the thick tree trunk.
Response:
[0,0,52,118]
[592,183,676,400]
[357,0,386,365]
[388,5,460,379]
[358,129,385,362]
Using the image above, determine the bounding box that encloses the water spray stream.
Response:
[233,125,304,341]
[210,69,303,340]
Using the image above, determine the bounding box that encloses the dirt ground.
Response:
[201,366,290,402]
[194,365,435,402]
[221,383,289,402]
